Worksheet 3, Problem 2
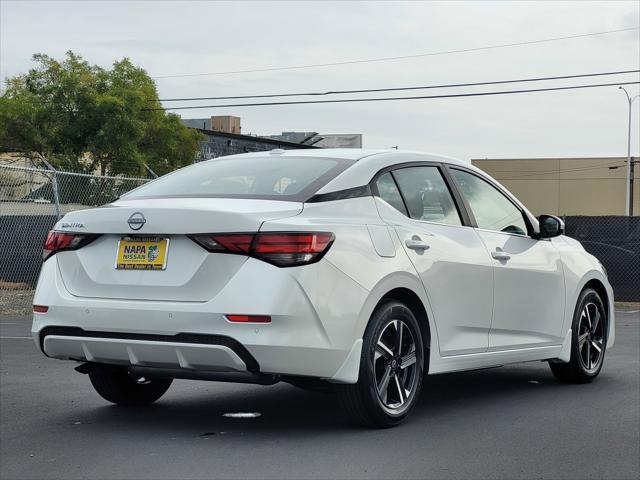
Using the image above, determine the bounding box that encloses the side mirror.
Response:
[538,215,564,238]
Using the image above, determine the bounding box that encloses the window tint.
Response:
[374,172,407,215]
[452,169,528,235]
[124,156,352,200]
[393,167,461,225]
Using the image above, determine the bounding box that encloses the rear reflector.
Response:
[33,305,49,313]
[226,315,271,323]
[43,231,100,260]
[190,232,334,267]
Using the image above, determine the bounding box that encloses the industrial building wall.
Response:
[472,157,640,216]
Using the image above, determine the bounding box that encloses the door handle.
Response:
[491,250,511,261]
[405,236,430,251]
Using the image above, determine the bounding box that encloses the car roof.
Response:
[309,149,472,194]
[225,148,466,165]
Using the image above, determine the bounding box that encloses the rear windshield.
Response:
[123,155,353,201]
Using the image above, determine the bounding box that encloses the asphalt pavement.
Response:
[1,311,638,479]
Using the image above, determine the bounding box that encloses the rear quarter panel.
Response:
[261,196,440,358]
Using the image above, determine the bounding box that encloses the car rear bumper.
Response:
[40,327,255,372]
[32,255,369,383]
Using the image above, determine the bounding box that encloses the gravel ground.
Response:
[0,289,34,316]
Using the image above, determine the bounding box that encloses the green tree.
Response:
[0,51,202,176]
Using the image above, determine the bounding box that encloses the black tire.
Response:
[549,288,607,384]
[336,301,425,428]
[89,366,173,405]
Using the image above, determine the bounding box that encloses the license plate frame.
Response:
[115,236,170,270]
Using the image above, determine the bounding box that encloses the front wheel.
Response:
[336,301,425,427]
[89,366,173,405]
[549,288,607,384]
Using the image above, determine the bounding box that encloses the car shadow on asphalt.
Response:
[49,361,584,436]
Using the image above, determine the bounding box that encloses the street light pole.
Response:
[618,86,639,216]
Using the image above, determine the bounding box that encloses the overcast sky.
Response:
[1,0,638,161]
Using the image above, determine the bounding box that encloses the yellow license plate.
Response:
[116,237,169,270]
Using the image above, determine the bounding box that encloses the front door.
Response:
[449,168,566,350]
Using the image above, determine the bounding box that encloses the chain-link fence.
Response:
[563,216,639,302]
[1,164,638,303]
[0,164,150,290]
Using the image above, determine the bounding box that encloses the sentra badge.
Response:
[61,222,85,229]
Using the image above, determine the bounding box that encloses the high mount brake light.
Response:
[43,231,100,260]
[189,232,334,267]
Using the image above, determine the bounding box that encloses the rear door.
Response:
[448,168,566,350]
[373,165,494,356]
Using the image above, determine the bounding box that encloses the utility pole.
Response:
[631,156,636,216]
[618,86,639,216]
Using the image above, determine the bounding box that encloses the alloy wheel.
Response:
[578,302,605,373]
[373,319,419,413]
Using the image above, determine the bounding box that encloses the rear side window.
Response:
[393,167,462,226]
[124,156,353,201]
[374,172,407,215]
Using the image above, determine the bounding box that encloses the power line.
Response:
[152,27,639,79]
[144,80,640,111]
[156,69,640,102]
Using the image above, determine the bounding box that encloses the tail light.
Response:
[189,232,334,267]
[43,231,100,260]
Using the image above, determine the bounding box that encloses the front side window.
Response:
[124,156,353,201]
[452,169,528,235]
[392,167,462,225]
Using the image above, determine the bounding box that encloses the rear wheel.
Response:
[337,301,425,427]
[549,288,607,383]
[89,366,173,405]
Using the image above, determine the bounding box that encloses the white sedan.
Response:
[32,149,614,427]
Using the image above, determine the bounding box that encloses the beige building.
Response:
[211,116,241,135]
[180,116,241,134]
[471,157,639,216]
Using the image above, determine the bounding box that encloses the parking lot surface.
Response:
[1,311,638,480]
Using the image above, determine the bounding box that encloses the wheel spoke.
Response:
[585,340,592,369]
[400,351,417,369]
[591,340,602,353]
[395,320,403,356]
[377,365,392,404]
[376,340,394,361]
[394,374,406,405]
[585,306,592,330]
[592,309,600,335]
[578,332,589,346]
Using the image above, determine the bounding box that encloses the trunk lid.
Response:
[54,198,302,302]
